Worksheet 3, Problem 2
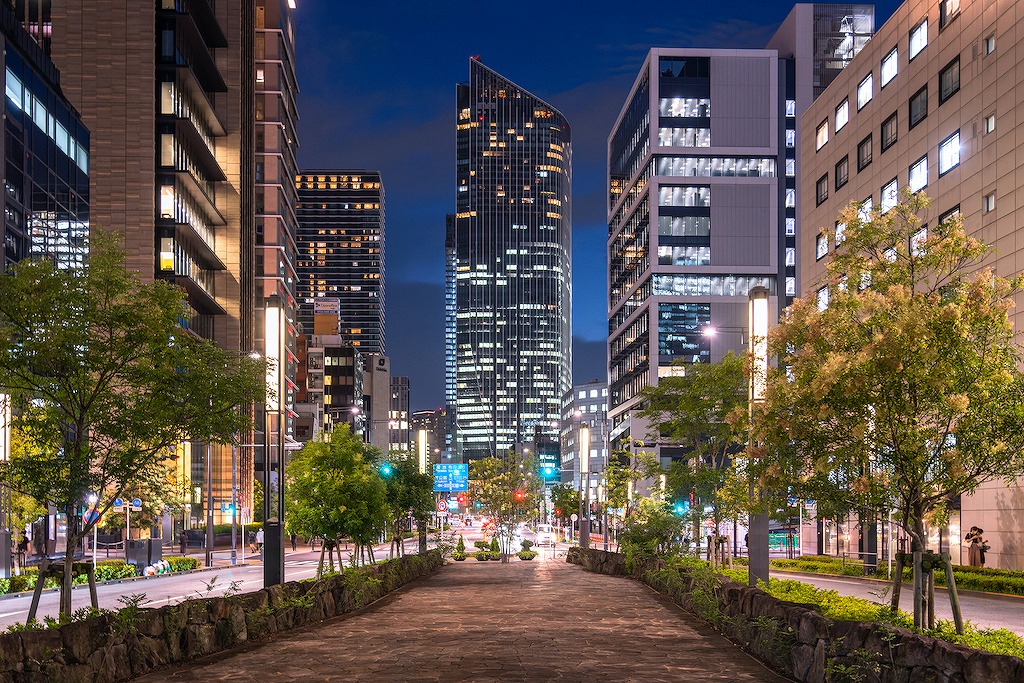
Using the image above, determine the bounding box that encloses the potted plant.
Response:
[488,537,501,560]
[517,550,538,561]
[520,539,534,551]
[474,550,490,561]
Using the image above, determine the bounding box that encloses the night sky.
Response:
[294,1,902,412]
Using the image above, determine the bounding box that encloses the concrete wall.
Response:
[568,548,1023,683]
[0,552,442,682]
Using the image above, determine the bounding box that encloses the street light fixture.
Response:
[578,423,589,548]
[747,285,771,587]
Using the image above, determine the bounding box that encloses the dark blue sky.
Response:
[294,1,902,412]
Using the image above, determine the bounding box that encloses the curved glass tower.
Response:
[449,58,572,461]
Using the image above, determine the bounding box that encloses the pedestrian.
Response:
[255,527,264,553]
[15,533,27,570]
[977,528,989,567]
[179,532,187,556]
[248,530,256,553]
[290,531,297,552]
[964,526,982,567]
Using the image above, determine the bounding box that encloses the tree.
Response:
[285,425,388,575]
[548,482,579,525]
[756,192,1024,629]
[638,354,749,555]
[380,453,434,558]
[470,452,541,561]
[0,237,265,619]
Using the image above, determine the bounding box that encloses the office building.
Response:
[560,381,609,490]
[295,170,385,354]
[411,408,446,465]
[448,58,572,461]
[389,376,411,453]
[606,6,874,457]
[362,353,390,452]
[1,2,89,270]
[800,0,1023,569]
[306,334,363,436]
[17,0,261,524]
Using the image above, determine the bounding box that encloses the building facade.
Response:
[559,381,609,491]
[411,408,447,465]
[800,0,1023,569]
[17,0,260,524]
[1,2,89,270]
[295,170,385,355]
[389,375,411,453]
[449,58,572,461]
[606,6,875,458]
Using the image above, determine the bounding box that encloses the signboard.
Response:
[436,499,448,513]
[313,298,340,315]
[131,498,143,512]
[112,497,125,513]
[433,464,469,492]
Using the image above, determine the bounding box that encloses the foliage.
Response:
[756,192,1024,619]
[640,354,750,533]
[379,452,434,557]
[517,550,538,560]
[0,235,266,619]
[520,539,533,550]
[473,551,490,561]
[456,535,466,553]
[470,451,542,561]
[489,537,500,553]
[164,556,201,572]
[285,425,388,571]
[604,446,662,516]
[548,482,580,522]
[451,552,467,561]
[617,498,685,563]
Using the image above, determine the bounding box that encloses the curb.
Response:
[0,562,252,602]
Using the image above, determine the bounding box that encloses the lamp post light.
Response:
[263,294,287,586]
[87,494,98,569]
[747,285,771,587]
[577,423,589,548]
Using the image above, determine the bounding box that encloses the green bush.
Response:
[165,556,201,572]
[473,551,490,561]
[517,550,537,560]
[473,540,490,550]
[451,552,467,561]
[490,538,500,553]
[520,539,534,551]
[456,535,466,553]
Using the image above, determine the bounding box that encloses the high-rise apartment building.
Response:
[1,2,89,270]
[606,6,874,455]
[389,376,411,452]
[16,0,262,524]
[295,170,386,355]
[800,0,1023,569]
[255,0,300,453]
[448,58,572,461]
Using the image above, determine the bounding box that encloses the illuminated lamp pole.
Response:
[747,285,771,586]
[263,294,286,586]
[417,428,429,554]
[577,423,590,548]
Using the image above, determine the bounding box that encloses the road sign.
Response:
[112,497,125,513]
[787,496,798,506]
[436,499,448,512]
[83,510,101,524]
[433,464,469,492]
[570,513,578,522]
[805,499,816,508]
[131,498,143,512]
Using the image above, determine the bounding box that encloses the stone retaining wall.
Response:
[567,548,1023,683]
[0,551,443,682]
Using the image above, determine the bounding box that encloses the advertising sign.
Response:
[313,298,340,315]
[433,463,469,492]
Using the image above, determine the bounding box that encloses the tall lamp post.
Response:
[577,423,590,548]
[263,295,286,586]
[747,285,771,586]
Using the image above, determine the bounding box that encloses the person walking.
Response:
[290,531,297,552]
[964,526,982,567]
[255,527,264,555]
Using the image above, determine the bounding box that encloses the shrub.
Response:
[517,550,537,560]
[487,552,501,561]
[165,556,201,572]
[456,535,466,553]
[474,551,490,561]
[474,540,490,550]
[490,538,500,553]
[520,539,534,551]
[452,552,467,561]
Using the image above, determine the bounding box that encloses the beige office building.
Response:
[801,0,1022,569]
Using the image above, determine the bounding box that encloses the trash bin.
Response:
[126,539,163,573]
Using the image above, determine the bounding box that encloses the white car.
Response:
[536,523,555,546]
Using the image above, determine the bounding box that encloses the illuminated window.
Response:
[816,233,828,260]
[909,155,928,192]
[940,0,960,28]
[938,131,960,175]
[857,73,873,110]
[835,98,849,132]
[815,119,829,150]
[881,178,898,213]
[881,47,898,87]
[909,20,928,60]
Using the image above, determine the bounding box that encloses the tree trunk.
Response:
[316,542,327,578]
[61,525,79,618]
[911,517,926,629]
[889,550,904,611]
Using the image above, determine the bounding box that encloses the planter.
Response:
[452,553,467,561]
[517,551,537,561]
[474,552,489,561]
[488,553,501,561]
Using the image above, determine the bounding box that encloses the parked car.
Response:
[536,523,555,546]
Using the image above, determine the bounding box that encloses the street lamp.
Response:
[263,294,286,586]
[578,423,589,548]
[747,285,771,587]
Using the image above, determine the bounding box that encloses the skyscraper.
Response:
[449,58,572,461]
[606,6,873,454]
[295,170,386,355]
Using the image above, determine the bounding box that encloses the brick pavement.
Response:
[136,557,791,682]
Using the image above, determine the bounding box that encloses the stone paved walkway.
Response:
[137,558,791,682]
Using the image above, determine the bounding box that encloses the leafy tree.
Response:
[638,354,749,547]
[380,452,434,558]
[470,451,541,561]
[604,446,662,516]
[756,192,1024,628]
[617,498,685,562]
[0,237,265,618]
[548,482,579,523]
[285,425,387,574]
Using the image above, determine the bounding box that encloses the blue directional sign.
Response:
[433,464,469,492]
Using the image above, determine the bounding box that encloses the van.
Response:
[536,523,555,546]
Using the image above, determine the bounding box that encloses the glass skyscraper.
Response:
[448,58,572,461]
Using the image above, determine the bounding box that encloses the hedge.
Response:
[0,556,202,596]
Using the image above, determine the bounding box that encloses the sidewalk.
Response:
[135,557,789,682]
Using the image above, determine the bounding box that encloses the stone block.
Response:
[130,635,169,674]
[829,620,870,654]
[60,617,110,664]
[20,628,63,666]
[134,609,163,638]
[37,662,94,683]
[893,633,933,669]
[797,611,830,645]
[963,651,1024,683]
[97,643,131,682]
[0,632,24,671]
[185,623,217,657]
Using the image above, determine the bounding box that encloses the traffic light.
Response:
[541,465,556,480]
[474,501,481,509]
[554,508,561,517]
[457,493,467,505]
[379,462,393,477]
[514,490,525,502]
[673,502,687,516]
